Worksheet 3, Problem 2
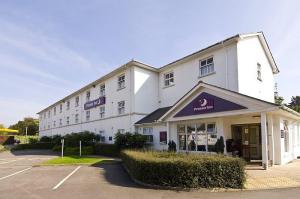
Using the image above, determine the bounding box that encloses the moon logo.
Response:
[200,99,208,107]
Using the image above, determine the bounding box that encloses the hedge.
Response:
[121,150,246,189]
[52,146,94,156]
[13,142,55,150]
[93,143,120,157]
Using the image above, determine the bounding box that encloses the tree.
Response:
[275,95,284,105]
[9,117,39,135]
[289,96,300,113]
[0,124,5,129]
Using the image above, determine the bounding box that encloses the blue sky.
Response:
[0,0,300,126]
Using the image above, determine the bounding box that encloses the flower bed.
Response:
[121,150,246,189]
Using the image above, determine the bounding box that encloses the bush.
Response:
[28,137,38,144]
[63,131,99,147]
[64,146,94,156]
[168,140,176,152]
[93,143,120,157]
[13,142,55,150]
[114,132,147,149]
[214,136,225,153]
[121,150,246,189]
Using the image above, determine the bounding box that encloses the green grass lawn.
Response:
[41,156,117,166]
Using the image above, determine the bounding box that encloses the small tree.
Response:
[214,136,225,153]
[168,140,176,152]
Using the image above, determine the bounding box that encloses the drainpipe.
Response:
[222,41,229,89]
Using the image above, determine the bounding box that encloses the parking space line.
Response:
[52,166,81,190]
[0,159,22,165]
[0,167,32,181]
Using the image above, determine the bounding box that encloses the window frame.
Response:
[118,101,125,115]
[86,110,90,121]
[117,74,125,90]
[66,116,70,125]
[54,107,56,115]
[100,84,105,97]
[75,96,79,107]
[164,71,174,87]
[257,63,262,81]
[199,57,215,77]
[59,104,63,113]
[99,105,105,118]
[75,114,79,124]
[86,91,91,102]
[66,100,70,110]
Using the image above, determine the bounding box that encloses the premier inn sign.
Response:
[84,96,106,110]
[174,92,246,117]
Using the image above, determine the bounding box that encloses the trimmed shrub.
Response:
[121,150,246,189]
[13,142,55,150]
[93,143,120,157]
[114,132,147,149]
[64,146,94,156]
[168,140,176,152]
[214,136,225,153]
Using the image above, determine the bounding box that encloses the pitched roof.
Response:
[135,106,172,125]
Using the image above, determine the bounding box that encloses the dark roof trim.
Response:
[135,106,172,125]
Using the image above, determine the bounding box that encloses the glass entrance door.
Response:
[242,125,261,160]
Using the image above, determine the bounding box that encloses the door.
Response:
[242,126,261,160]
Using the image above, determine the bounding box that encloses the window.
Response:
[48,124,50,129]
[66,116,70,125]
[100,106,105,118]
[257,63,262,81]
[54,107,56,115]
[66,101,70,110]
[160,131,167,144]
[100,84,105,97]
[143,127,153,135]
[108,136,113,141]
[60,104,62,113]
[48,111,50,118]
[118,101,125,115]
[44,113,46,119]
[177,122,217,152]
[75,96,79,107]
[75,114,79,124]
[284,120,289,152]
[199,57,214,77]
[164,72,174,87]
[99,130,105,142]
[117,75,125,90]
[118,129,125,134]
[53,121,56,127]
[86,91,90,102]
[86,110,90,121]
[59,119,62,126]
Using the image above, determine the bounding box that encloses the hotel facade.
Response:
[38,32,300,169]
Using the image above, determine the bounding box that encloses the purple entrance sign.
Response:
[84,96,106,110]
[174,92,246,117]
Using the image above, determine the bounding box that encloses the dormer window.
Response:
[199,57,214,77]
[164,72,174,87]
[257,63,262,81]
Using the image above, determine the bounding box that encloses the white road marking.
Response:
[0,167,31,181]
[0,159,23,165]
[52,166,81,190]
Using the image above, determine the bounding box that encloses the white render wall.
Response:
[237,36,275,103]
[158,42,239,108]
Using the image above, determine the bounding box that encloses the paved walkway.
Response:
[246,159,300,189]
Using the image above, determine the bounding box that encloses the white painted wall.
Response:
[237,36,275,102]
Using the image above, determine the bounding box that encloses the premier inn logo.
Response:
[194,98,214,111]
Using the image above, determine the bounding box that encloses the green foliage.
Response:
[121,150,246,189]
[64,146,94,156]
[13,142,55,150]
[93,143,120,157]
[28,137,38,144]
[63,131,99,147]
[114,132,147,149]
[275,95,284,105]
[289,96,300,113]
[0,124,5,129]
[9,118,39,135]
[42,156,114,165]
[168,140,176,152]
[214,136,225,153]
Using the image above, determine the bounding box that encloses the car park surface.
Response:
[0,150,300,199]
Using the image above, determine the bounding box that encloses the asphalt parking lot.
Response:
[1,150,300,199]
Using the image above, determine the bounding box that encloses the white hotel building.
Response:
[38,32,300,169]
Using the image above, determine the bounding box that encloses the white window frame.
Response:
[60,104,62,113]
[284,120,289,153]
[118,101,125,115]
[86,91,90,102]
[100,84,105,97]
[48,111,50,118]
[164,72,174,87]
[66,116,70,125]
[53,121,56,128]
[199,57,214,77]
[86,110,90,121]
[75,96,79,107]
[117,74,125,90]
[59,119,62,126]
[118,129,125,134]
[143,127,153,135]
[54,107,56,115]
[75,114,79,124]
[66,101,70,110]
[100,105,105,118]
[257,63,262,81]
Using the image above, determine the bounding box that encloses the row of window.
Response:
[42,74,126,119]
[163,57,263,87]
[41,101,126,130]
